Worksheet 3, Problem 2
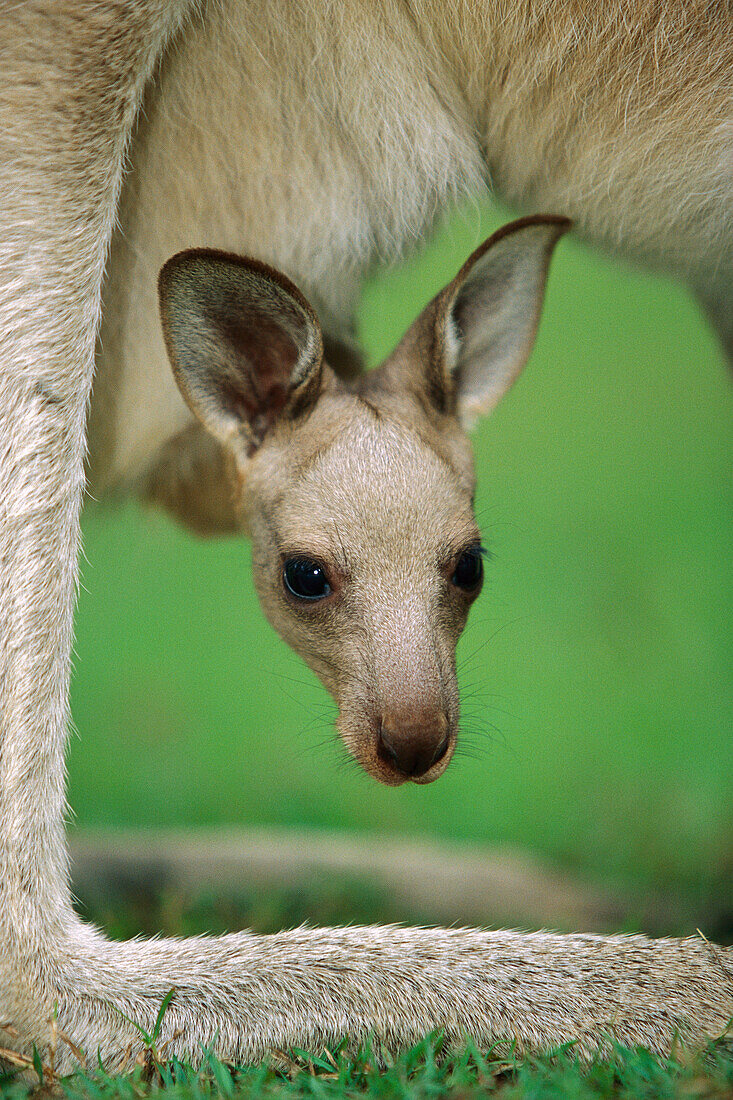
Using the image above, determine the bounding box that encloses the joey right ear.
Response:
[381,215,571,428]
[158,250,325,464]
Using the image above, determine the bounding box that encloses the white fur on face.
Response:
[243,400,480,781]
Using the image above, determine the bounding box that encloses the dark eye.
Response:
[283,557,332,601]
[451,548,484,592]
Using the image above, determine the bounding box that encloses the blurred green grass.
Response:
[69,201,732,896]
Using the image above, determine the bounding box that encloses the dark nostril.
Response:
[430,733,450,768]
[377,720,450,779]
[377,725,400,769]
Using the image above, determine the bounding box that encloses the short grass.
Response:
[69,198,733,900]
[3,1034,733,1100]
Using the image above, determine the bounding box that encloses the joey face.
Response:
[158,215,570,784]
[242,392,482,783]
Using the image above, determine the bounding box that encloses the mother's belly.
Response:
[86,0,483,493]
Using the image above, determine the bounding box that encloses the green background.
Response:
[70,201,732,897]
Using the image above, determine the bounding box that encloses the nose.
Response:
[377,710,451,781]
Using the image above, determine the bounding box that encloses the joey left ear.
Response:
[159,250,324,463]
[401,215,571,427]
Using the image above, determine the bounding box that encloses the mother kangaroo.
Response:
[0,0,731,1072]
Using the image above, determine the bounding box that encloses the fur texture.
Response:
[0,0,731,1073]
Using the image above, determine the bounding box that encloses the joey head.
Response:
[158,216,570,785]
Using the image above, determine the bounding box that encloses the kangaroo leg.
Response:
[0,0,194,1058]
[142,425,241,536]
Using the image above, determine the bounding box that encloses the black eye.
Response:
[283,557,332,601]
[451,548,484,592]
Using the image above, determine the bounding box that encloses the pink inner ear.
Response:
[212,302,301,436]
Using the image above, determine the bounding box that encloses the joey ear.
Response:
[397,215,571,427]
[158,250,324,462]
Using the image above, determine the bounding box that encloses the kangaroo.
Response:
[0,0,731,1074]
[155,217,568,783]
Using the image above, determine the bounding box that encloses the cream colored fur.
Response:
[0,0,731,1074]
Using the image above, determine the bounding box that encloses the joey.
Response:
[158,216,570,784]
